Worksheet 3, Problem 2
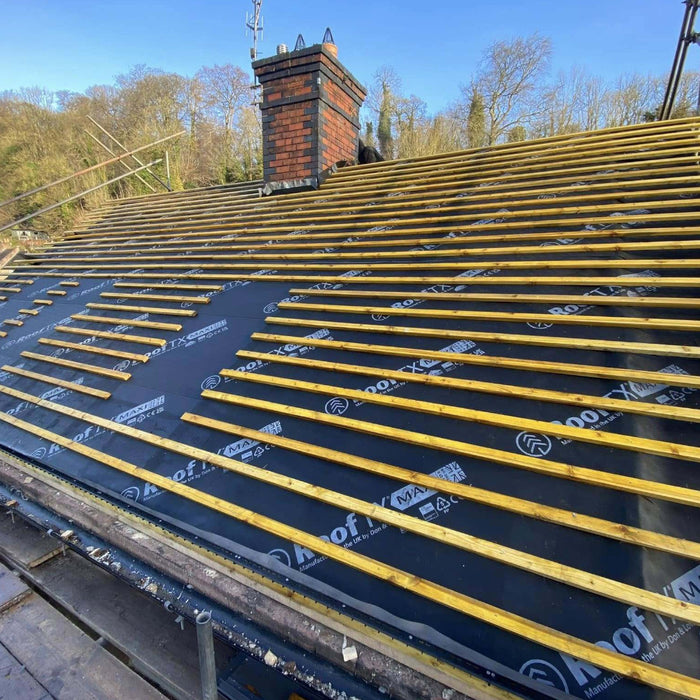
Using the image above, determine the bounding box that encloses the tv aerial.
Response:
[246,0,264,101]
[246,0,264,62]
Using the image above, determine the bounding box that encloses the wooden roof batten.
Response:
[0,117,699,700]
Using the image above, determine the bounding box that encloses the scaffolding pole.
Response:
[0,160,161,234]
[660,0,700,119]
[85,130,157,194]
[87,116,173,191]
[0,131,183,210]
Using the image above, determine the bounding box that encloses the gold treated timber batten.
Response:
[57,155,700,241]
[25,237,700,266]
[83,169,700,228]
[330,116,700,177]
[56,176,700,247]
[67,143,699,234]
[66,135,700,237]
[18,309,39,316]
[85,303,197,317]
[0,408,697,699]
[277,301,700,332]
[3,319,22,327]
[24,214,700,250]
[79,122,700,220]
[12,259,700,273]
[100,292,211,304]
[51,199,700,244]
[268,315,700,358]
[37,225,700,259]
[112,282,223,291]
[54,325,166,347]
[103,119,700,199]
[252,330,700,390]
[1,365,110,399]
[235,350,700,425]
[202,389,700,510]
[181,411,700,560]
[76,180,262,216]
[46,179,700,242]
[70,314,182,332]
[37,338,149,362]
[286,289,700,309]
[6,271,700,289]
[324,128,700,185]
[20,350,131,380]
[222,370,700,463]
[0,385,696,629]
[66,153,700,236]
[322,140,700,193]
[51,199,700,251]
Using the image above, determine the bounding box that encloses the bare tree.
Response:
[603,73,662,127]
[581,75,608,131]
[394,95,427,158]
[534,67,590,138]
[196,65,250,136]
[469,34,552,144]
[365,66,402,159]
[196,64,252,180]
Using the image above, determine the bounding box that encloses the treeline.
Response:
[363,34,699,159]
[0,34,696,235]
[0,64,262,235]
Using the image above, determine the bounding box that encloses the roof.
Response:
[0,118,699,700]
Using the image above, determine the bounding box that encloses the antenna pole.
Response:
[246,0,264,107]
[246,0,264,66]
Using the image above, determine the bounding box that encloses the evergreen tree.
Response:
[377,85,394,158]
[365,121,375,148]
[507,125,527,142]
[466,88,486,148]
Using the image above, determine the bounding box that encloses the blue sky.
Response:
[0,1,692,112]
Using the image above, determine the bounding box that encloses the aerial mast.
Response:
[246,0,264,106]
[246,0,264,66]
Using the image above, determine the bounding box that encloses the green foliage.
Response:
[377,85,394,159]
[0,63,263,235]
[2,39,698,236]
[466,88,487,148]
[364,121,375,148]
[507,125,527,142]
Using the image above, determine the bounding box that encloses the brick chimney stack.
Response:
[253,43,367,191]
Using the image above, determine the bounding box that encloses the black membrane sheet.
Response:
[0,248,698,700]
